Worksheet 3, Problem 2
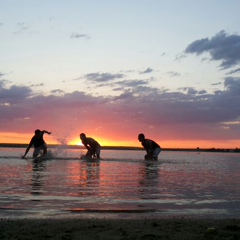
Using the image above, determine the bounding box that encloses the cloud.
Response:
[0,72,6,78]
[167,71,180,77]
[140,68,153,74]
[211,82,222,86]
[224,77,240,93]
[226,68,240,75]
[71,32,90,39]
[182,87,198,95]
[185,31,240,69]
[1,77,240,142]
[115,79,149,88]
[85,72,125,82]
[14,22,31,34]
[51,89,65,95]
[198,89,207,95]
[29,83,44,88]
[0,80,32,102]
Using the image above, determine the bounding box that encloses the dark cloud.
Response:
[181,87,206,95]
[1,77,240,142]
[140,68,153,74]
[226,68,240,75]
[198,89,207,95]
[0,80,32,102]
[85,72,125,82]
[224,77,240,93]
[185,31,240,69]
[183,87,198,95]
[211,82,222,86]
[114,91,134,101]
[115,79,149,88]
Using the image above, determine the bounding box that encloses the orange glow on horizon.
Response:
[69,136,139,147]
[0,132,240,149]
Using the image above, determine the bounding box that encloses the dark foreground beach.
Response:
[0,218,239,240]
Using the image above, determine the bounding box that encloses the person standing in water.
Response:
[138,133,161,160]
[80,133,101,159]
[22,129,51,158]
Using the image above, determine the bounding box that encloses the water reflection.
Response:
[78,160,100,196]
[138,161,160,198]
[1,149,240,218]
[31,159,46,195]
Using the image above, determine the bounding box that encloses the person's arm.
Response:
[42,130,51,135]
[82,140,91,152]
[146,140,154,156]
[22,143,32,159]
[86,145,91,151]
[141,142,148,154]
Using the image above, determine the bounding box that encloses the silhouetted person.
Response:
[80,133,101,159]
[22,129,51,158]
[138,133,161,160]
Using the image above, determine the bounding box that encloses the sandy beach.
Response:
[0,218,239,240]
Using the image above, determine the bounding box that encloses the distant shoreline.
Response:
[0,143,239,153]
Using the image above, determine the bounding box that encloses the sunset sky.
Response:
[1,0,240,148]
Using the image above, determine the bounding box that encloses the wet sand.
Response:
[0,218,239,240]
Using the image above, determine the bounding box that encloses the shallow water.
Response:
[0,147,239,219]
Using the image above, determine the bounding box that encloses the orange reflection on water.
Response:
[59,160,100,197]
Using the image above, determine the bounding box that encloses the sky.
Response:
[1,0,240,148]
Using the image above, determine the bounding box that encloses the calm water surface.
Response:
[0,147,239,219]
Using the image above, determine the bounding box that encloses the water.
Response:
[0,147,239,219]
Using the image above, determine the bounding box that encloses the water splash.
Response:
[50,131,71,158]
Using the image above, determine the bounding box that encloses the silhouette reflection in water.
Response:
[31,159,46,195]
[138,161,160,198]
[78,160,100,196]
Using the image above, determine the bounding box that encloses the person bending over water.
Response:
[80,133,101,159]
[138,133,161,160]
[22,129,51,159]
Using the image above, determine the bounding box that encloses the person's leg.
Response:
[96,146,101,158]
[144,154,151,160]
[33,146,41,158]
[152,148,161,160]
[86,150,93,158]
[42,143,47,155]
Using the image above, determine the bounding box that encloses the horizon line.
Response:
[0,143,239,152]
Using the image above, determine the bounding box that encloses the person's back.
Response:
[141,138,160,150]
[83,137,100,149]
[30,131,45,148]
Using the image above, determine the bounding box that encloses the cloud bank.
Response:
[185,31,240,69]
[1,73,240,144]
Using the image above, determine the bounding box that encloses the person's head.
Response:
[34,129,41,136]
[80,133,86,141]
[138,133,145,142]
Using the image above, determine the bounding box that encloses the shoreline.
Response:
[0,143,240,153]
[0,218,239,240]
